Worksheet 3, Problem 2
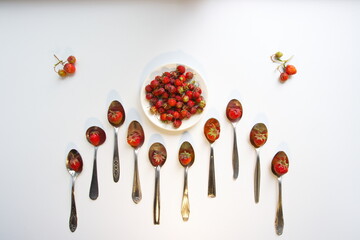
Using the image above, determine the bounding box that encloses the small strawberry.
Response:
[177,65,186,74]
[89,132,100,146]
[280,72,289,82]
[179,151,192,165]
[173,119,182,128]
[285,65,297,75]
[185,72,193,80]
[108,110,123,125]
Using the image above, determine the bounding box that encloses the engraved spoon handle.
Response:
[69,178,77,232]
[113,128,120,182]
[181,166,190,221]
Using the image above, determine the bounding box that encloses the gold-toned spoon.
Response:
[86,126,106,200]
[149,142,167,225]
[127,120,145,204]
[226,99,243,179]
[107,100,125,183]
[271,151,289,236]
[250,123,268,203]
[204,118,220,198]
[66,149,83,232]
[179,141,195,221]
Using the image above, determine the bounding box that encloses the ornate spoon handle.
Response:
[132,149,142,204]
[69,178,77,232]
[89,147,99,200]
[181,167,190,221]
[254,149,261,203]
[208,144,216,198]
[232,125,239,179]
[113,128,120,182]
[154,166,161,225]
[275,176,284,235]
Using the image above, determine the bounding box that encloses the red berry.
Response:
[160,113,167,121]
[179,75,186,82]
[145,84,153,92]
[168,98,176,107]
[150,79,160,89]
[280,72,289,81]
[175,79,183,86]
[64,63,76,74]
[173,119,182,128]
[285,65,297,75]
[89,132,100,146]
[185,72,193,80]
[58,69,67,77]
[193,91,200,99]
[162,76,170,84]
[166,114,173,121]
[67,56,76,64]
[173,111,180,119]
[69,158,82,172]
[177,65,186,74]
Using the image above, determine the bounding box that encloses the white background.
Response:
[1,0,360,239]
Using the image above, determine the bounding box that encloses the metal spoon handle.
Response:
[154,166,161,225]
[69,179,77,232]
[275,177,284,235]
[113,128,120,182]
[89,147,99,200]
[132,149,142,204]
[181,167,190,221]
[208,144,216,198]
[254,149,261,203]
[232,126,239,179]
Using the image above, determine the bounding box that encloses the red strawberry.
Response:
[167,98,176,107]
[280,72,289,81]
[185,72,193,80]
[108,110,123,125]
[173,119,182,128]
[285,65,297,75]
[89,132,100,146]
[177,65,186,74]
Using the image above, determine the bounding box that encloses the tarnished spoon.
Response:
[127,120,145,204]
[86,126,106,200]
[271,151,289,236]
[204,118,220,198]
[149,142,167,225]
[107,100,125,182]
[179,141,195,221]
[226,99,243,179]
[66,149,83,232]
[250,123,268,203]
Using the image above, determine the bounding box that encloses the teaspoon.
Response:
[66,149,83,232]
[226,99,243,179]
[149,142,167,225]
[127,120,145,204]
[204,118,220,198]
[107,100,126,182]
[271,151,289,236]
[86,126,106,200]
[250,123,268,203]
[179,141,195,221]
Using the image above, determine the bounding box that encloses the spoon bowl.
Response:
[250,123,268,203]
[271,151,289,236]
[204,118,220,198]
[179,141,195,221]
[86,126,106,200]
[127,120,145,204]
[66,149,83,232]
[107,100,126,183]
[226,99,243,179]
[149,142,167,225]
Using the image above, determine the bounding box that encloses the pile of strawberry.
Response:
[145,65,206,128]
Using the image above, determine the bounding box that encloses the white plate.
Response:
[140,63,208,132]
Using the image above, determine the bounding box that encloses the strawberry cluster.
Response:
[54,54,77,77]
[271,52,297,82]
[145,65,206,128]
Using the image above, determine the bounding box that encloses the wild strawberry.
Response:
[127,131,143,148]
[187,100,195,108]
[177,86,184,94]
[181,109,188,118]
[166,114,173,121]
[108,110,123,125]
[58,69,67,77]
[179,75,186,82]
[176,101,183,109]
[173,111,180,119]
[161,92,169,99]
[153,87,165,96]
[194,87,202,94]
[150,79,160,89]
[185,90,193,98]
[168,98,176,107]
[155,75,162,81]
[69,158,82,172]
[204,121,220,142]
[171,71,179,78]
[177,65,186,74]
[179,151,192,165]
[185,72,193,80]
[146,93,153,100]
[145,84,153,92]
[162,76,170,84]
[155,100,163,109]
[67,56,76,64]
[187,84,194,90]
[173,119,182,128]
[285,65,297,75]
[280,72,289,81]
[89,132,100,146]
[193,91,200,99]
[64,63,76,74]
[163,72,171,77]
[183,95,189,103]
[160,113,167,122]
[175,79,183,86]
[158,107,165,114]
[272,155,289,175]
[227,108,242,120]
[190,106,197,114]
[150,106,157,114]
